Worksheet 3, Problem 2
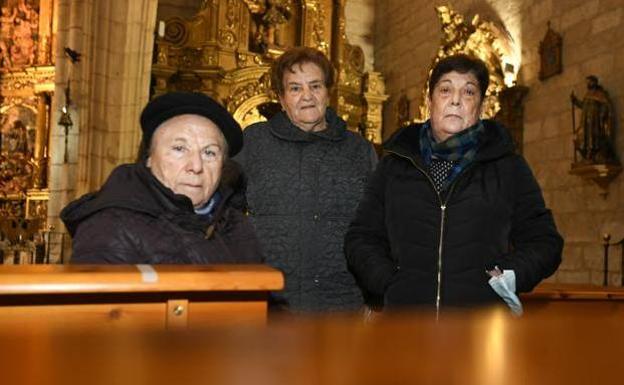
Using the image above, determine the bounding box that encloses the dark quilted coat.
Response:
[61,162,262,264]
[236,109,376,312]
[345,119,563,310]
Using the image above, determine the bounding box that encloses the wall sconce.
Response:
[58,105,73,163]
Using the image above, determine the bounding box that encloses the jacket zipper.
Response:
[386,150,469,318]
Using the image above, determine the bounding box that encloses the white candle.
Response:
[158,21,165,38]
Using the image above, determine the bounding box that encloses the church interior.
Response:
[1,0,624,381]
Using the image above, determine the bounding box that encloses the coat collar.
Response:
[268,107,347,143]
[60,163,236,236]
[384,119,515,164]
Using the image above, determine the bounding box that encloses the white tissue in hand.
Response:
[488,269,523,316]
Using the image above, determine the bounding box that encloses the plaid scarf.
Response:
[419,120,484,191]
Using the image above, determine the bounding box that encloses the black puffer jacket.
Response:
[61,162,261,264]
[345,119,562,310]
[236,109,376,312]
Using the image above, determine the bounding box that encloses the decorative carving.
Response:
[310,0,329,56]
[0,66,55,94]
[25,189,48,220]
[417,6,508,121]
[219,0,239,48]
[539,22,562,81]
[218,29,237,48]
[156,44,169,65]
[0,197,25,218]
[163,18,189,46]
[362,72,389,145]
[179,47,203,68]
[168,70,203,92]
[339,44,364,90]
[36,35,51,65]
[226,71,273,115]
[0,0,39,69]
[0,1,53,254]
[152,0,383,135]
[236,51,264,68]
[246,0,293,54]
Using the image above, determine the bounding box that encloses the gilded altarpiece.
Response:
[152,0,386,143]
[0,0,55,254]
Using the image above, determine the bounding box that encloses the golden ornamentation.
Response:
[242,0,267,14]
[202,49,217,66]
[0,0,39,69]
[37,35,52,65]
[0,196,25,219]
[179,47,203,68]
[416,6,508,122]
[0,1,54,251]
[225,70,273,115]
[0,66,55,95]
[156,44,169,65]
[219,0,239,48]
[362,72,389,144]
[152,0,384,133]
[310,1,329,55]
[25,189,49,220]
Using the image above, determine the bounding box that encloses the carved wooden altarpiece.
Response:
[152,0,387,143]
[0,0,55,245]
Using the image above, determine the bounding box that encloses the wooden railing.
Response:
[0,264,284,330]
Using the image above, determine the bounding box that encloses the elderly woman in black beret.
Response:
[61,92,261,264]
[345,55,562,315]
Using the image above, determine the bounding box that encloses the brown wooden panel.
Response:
[0,303,167,330]
[188,301,267,327]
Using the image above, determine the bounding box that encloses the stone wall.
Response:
[373,0,624,285]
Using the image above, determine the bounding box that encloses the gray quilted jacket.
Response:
[236,109,376,312]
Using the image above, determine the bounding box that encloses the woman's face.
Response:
[147,114,226,208]
[428,71,483,142]
[279,62,329,132]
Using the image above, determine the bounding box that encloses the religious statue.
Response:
[571,76,616,164]
[248,0,292,53]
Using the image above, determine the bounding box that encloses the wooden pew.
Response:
[0,264,283,330]
[1,306,622,385]
[521,282,624,317]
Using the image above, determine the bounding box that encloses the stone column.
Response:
[47,0,158,262]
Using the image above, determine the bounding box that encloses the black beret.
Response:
[140,92,243,157]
